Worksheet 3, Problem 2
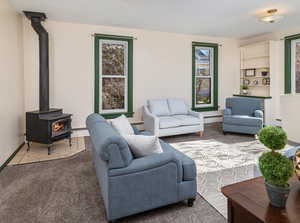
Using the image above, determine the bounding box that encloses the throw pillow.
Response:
[110,115,134,135]
[122,134,163,158]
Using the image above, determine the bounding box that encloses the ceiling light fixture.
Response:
[259,9,284,23]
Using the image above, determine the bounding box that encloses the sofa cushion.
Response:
[223,115,263,127]
[148,99,170,116]
[122,135,163,158]
[159,117,181,129]
[160,140,196,181]
[167,99,188,115]
[111,115,135,135]
[173,115,201,126]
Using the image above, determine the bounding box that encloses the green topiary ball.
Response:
[259,151,294,187]
[258,126,287,151]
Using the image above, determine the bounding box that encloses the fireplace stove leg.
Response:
[47,145,51,155]
[69,137,72,147]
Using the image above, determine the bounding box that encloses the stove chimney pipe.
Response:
[24,11,49,111]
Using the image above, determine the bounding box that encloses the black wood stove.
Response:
[24,11,72,155]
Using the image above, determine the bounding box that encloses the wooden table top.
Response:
[221,176,300,223]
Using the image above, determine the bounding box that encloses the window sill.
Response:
[192,106,219,112]
[100,112,134,119]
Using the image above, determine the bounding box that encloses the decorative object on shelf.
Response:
[241,85,249,95]
[253,80,259,85]
[243,78,250,86]
[259,9,284,23]
[261,71,269,76]
[262,77,270,85]
[245,69,256,77]
[294,149,300,180]
[258,126,294,208]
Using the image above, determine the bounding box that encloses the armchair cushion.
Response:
[226,97,263,116]
[148,99,170,116]
[223,115,263,127]
[159,116,181,129]
[167,99,188,115]
[173,115,201,126]
[224,108,232,116]
[254,110,263,118]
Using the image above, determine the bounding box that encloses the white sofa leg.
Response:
[198,131,204,137]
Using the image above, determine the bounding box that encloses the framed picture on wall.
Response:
[245,69,256,77]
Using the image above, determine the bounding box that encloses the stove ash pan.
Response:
[26,108,72,146]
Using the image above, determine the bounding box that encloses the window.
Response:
[192,42,218,111]
[94,34,133,118]
[284,33,300,94]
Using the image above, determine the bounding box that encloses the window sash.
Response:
[291,39,300,94]
[194,46,214,108]
[99,39,128,114]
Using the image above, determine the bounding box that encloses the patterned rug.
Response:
[169,133,293,218]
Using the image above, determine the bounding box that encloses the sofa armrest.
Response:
[224,108,232,116]
[188,110,204,131]
[109,152,182,182]
[254,110,263,118]
[143,105,159,136]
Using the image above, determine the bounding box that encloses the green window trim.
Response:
[192,42,219,112]
[94,34,133,119]
[284,33,300,94]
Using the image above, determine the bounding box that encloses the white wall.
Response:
[240,27,300,142]
[23,19,240,131]
[0,0,24,166]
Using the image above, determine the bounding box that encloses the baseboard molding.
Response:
[0,142,25,173]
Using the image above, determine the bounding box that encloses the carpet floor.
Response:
[0,137,226,223]
[163,123,296,217]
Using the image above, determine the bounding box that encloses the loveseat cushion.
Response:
[160,140,196,181]
[159,117,181,129]
[223,115,263,127]
[148,99,170,116]
[173,115,201,126]
[167,99,188,115]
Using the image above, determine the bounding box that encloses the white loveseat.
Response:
[143,99,204,137]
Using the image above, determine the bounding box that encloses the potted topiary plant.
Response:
[241,85,249,95]
[258,126,294,208]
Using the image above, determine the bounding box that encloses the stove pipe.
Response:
[24,11,49,111]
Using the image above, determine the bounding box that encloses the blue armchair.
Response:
[223,97,264,135]
[86,114,197,222]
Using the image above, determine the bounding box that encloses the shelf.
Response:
[241,67,270,70]
[241,76,270,78]
[247,85,270,87]
[243,56,269,60]
[233,94,272,99]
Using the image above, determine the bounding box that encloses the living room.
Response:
[1,0,300,222]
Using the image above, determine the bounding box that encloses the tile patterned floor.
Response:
[8,137,86,165]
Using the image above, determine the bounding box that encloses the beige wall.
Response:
[23,19,240,132]
[0,0,24,166]
[240,27,300,142]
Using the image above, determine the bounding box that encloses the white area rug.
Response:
[170,136,292,218]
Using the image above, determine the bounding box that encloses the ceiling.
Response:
[9,0,300,38]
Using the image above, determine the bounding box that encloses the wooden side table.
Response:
[221,176,300,223]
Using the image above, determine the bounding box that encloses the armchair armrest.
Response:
[108,152,183,182]
[143,105,159,136]
[254,110,263,118]
[224,108,232,116]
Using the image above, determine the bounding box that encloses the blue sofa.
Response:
[86,114,197,222]
[223,97,264,135]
